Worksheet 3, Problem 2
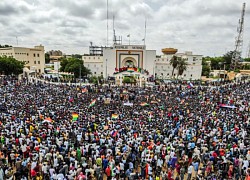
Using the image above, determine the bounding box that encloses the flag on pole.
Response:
[43,117,53,123]
[187,82,194,88]
[72,113,79,121]
[82,88,88,93]
[140,102,149,107]
[127,34,130,37]
[111,114,119,119]
[89,99,96,107]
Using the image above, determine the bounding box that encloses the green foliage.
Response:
[71,54,82,59]
[169,55,178,76]
[0,44,12,48]
[177,58,188,77]
[45,53,50,64]
[201,58,211,77]
[60,57,91,78]
[89,76,98,84]
[0,56,24,75]
[122,77,132,83]
[244,58,250,62]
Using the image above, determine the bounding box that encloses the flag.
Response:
[127,34,130,37]
[140,102,149,107]
[127,68,134,72]
[43,117,53,123]
[219,104,236,109]
[112,131,118,137]
[89,99,96,107]
[111,114,119,119]
[72,113,79,121]
[187,82,194,88]
[82,88,88,93]
[69,96,74,102]
[148,112,153,121]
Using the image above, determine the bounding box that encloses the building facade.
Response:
[155,51,202,80]
[83,45,156,78]
[0,45,45,74]
[82,45,202,82]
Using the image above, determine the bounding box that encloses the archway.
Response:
[122,57,137,68]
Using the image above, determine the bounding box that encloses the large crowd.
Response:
[0,77,249,180]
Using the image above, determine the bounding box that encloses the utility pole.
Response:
[106,59,108,83]
[79,64,81,86]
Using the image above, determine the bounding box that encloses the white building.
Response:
[83,44,156,77]
[0,45,45,74]
[155,50,202,80]
[82,45,202,84]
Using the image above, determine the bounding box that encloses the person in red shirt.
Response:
[105,165,111,180]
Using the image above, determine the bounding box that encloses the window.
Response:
[161,66,163,68]
[37,54,39,57]
[33,53,36,57]
[89,57,91,59]
[34,61,36,64]
[84,57,86,59]
[193,57,196,61]
[94,65,96,67]
[94,72,96,74]
[39,69,41,73]
[93,57,95,59]
[101,65,103,67]
[191,74,193,77]
[101,72,103,74]
[27,53,29,56]
[38,61,40,64]
[184,74,186,77]
[167,73,169,75]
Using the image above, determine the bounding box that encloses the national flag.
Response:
[127,68,134,72]
[148,112,153,121]
[187,82,194,88]
[219,104,236,109]
[89,99,96,107]
[112,131,118,137]
[43,117,53,123]
[111,114,119,119]
[82,88,88,93]
[69,96,74,102]
[141,102,149,107]
[72,113,79,121]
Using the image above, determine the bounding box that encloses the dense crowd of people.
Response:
[0,77,249,180]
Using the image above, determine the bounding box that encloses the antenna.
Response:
[16,36,18,46]
[107,0,109,47]
[231,2,246,70]
[144,19,147,46]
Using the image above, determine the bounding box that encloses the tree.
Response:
[60,57,91,78]
[177,58,188,78]
[243,58,250,62]
[0,45,12,48]
[0,56,24,75]
[45,53,50,64]
[202,58,211,77]
[222,50,234,70]
[169,55,178,77]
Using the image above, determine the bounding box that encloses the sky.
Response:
[0,0,250,57]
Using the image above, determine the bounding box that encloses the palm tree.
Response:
[169,55,178,78]
[177,58,188,79]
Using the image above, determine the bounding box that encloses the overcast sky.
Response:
[0,0,250,57]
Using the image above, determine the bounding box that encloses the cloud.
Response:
[0,0,249,56]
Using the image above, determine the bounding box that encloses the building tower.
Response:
[231,2,246,70]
